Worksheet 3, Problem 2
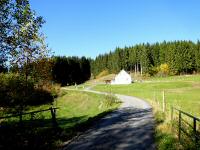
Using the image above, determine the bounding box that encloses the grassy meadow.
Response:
[92,74,200,149]
[55,90,120,128]
[93,75,200,117]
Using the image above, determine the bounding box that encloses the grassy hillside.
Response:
[55,90,120,128]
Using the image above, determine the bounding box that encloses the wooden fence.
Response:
[171,106,200,147]
[0,107,58,127]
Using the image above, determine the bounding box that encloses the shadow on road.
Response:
[63,107,155,150]
[0,109,118,150]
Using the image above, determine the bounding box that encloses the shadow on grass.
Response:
[0,109,115,150]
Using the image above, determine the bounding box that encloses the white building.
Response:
[111,69,132,85]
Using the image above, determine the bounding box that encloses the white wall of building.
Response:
[111,70,132,85]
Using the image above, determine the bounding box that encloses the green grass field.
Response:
[1,89,119,129]
[55,90,120,128]
[93,75,200,117]
[92,74,200,149]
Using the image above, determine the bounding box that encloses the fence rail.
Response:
[0,107,58,127]
[171,106,200,147]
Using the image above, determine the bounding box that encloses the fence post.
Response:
[31,112,34,121]
[162,90,166,112]
[178,111,181,141]
[193,118,197,146]
[50,107,57,127]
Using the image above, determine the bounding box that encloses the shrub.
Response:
[104,94,120,107]
[0,73,54,113]
[28,88,54,106]
[154,111,165,124]
[149,66,159,76]
[159,64,170,77]
[50,83,61,98]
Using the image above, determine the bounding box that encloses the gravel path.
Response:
[62,89,155,150]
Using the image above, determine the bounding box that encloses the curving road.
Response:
[62,89,155,150]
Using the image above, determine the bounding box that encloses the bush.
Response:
[149,66,159,76]
[104,94,120,107]
[154,111,165,124]
[35,82,61,98]
[159,64,170,77]
[0,73,54,113]
[50,83,61,98]
[28,88,54,106]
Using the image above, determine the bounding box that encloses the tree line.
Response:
[52,56,91,86]
[8,56,91,86]
[91,40,200,77]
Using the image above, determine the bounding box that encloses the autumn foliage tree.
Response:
[9,0,47,81]
[159,63,169,76]
[0,0,53,113]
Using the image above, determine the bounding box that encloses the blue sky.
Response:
[30,0,200,58]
